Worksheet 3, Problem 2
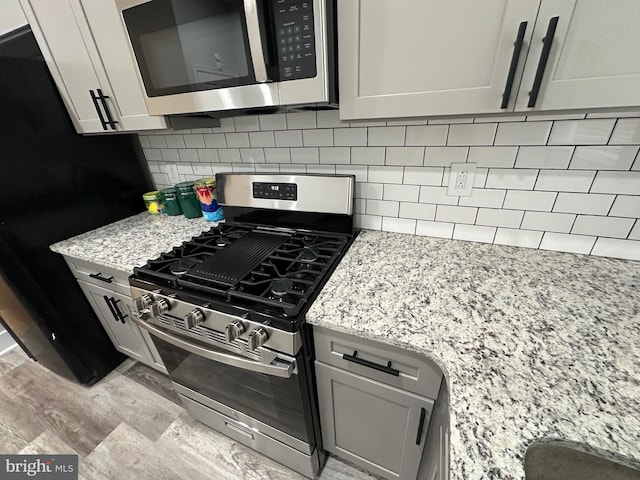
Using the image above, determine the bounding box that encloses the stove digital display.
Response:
[252,182,297,201]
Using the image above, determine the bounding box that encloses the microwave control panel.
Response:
[272,0,317,80]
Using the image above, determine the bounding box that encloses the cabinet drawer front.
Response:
[63,256,131,295]
[316,362,433,480]
[314,327,442,399]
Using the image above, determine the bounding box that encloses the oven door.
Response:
[116,0,279,114]
[133,317,313,446]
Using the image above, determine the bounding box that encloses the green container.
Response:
[142,191,163,215]
[175,181,201,219]
[160,187,183,216]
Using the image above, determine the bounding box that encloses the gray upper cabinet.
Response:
[339,0,640,120]
[19,0,166,134]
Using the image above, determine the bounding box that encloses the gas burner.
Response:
[298,247,318,263]
[169,258,198,275]
[270,279,293,297]
[214,237,228,247]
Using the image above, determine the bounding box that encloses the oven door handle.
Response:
[243,0,269,82]
[130,313,294,378]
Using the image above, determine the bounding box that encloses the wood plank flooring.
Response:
[0,348,379,480]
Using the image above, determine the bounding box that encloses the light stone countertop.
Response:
[306,230,640,480]
[50,212,213,273]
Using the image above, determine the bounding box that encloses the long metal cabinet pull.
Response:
[130,313,295,378]
[501,21,528,109]
[89,89,119,130]
[527,16,559,108]
[103,296,123,324]
[89,272,113,283]
[96,89,118,130]
[89,89,109,130]
[342,350,400,376]
[415,407,426,445]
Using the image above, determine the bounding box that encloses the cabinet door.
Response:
[316,362,433,480]
[515,0,640,111]
[338,0,540,120]
[77,280,150,363]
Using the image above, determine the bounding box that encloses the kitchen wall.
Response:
[138,110,640,261]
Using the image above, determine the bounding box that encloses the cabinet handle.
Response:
[96,88,119,130]
[415,407,427,445]
[342,350,400,376]
[89,89,119,130]
[501,21,528,109]
[103,296,126,324]
[527,16,559,108]
[89,272,113,283]
[90,89,109,131]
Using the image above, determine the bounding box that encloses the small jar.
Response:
[175,181,202,219]
[142,191,163,215]
[194,177,224,222]
[160,187,183,216]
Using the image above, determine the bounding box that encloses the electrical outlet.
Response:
[447,163,477,197]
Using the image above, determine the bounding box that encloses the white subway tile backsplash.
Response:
[213,118,235,132]
[467,147,518,168]
[494,121,551,145]
[210,163,233,174]
[290,147,319,164]
[218,149,241,163]
[586,110,640,119]
[368,166,404,184]
[176,164,193,175]
[515,146,573,169]
[192,164,213,176]
[336,165,368,182]
[428,117,473,125]
[264,148,291,163]
[415,220,454,239]
[387,119,428,126]
[316,110,343,128]
[286,112,316,130]
[356,214,382,230]
[368,127,405,146]
[453,224,496,243]
[474,168,488,188]
[259,114,287,131]
[354,198,365,214]
[165,135,185,148]
[609,118,640,144]
[151,172,169,185]
[399,202,436,221]
[419,186,458,206]
[553,193,615,215]
[609,196,640,218]
[356,183,383,200]
[447,123,497,146]
[225,133,250,148]
[570,146,639,170]
[366,200,399,217]
[280,165,306,174]
[203,133,227,148]
[184,134,205,149]
[521,212,575,233]
[138,136,151,148]
[319,147,350,164]
[303,129,333,147]
[275,130,303,147]
[177,149,198,162]
[475,115,526,123]
[196,149,220,163]
[526,113,586,121]
[249,131,275,148]
[535,170,595,192]
[405,125,448,146]
[590,171,640,195]
[386,147,424,166]
[349,120,387,127]
[351,147,385,165]
[148,136,167,148]
[234,116,260,132]
[571,215,634,238]
[494,228,542,249]
[424,147,468,166]
[160,149,179,162]
[485,169,538,190]
[255,164,278,173]
[334,128,367,146]
[403,167,443,186]
[306,165,336,175]
[240,148,266,163]
[147,161,161,173]
[231,164,256,173]
[539,233,596,255]
[459,189,506,208]
[382,217,417,234]
[591,237,640,260]
[144,148,162,161]
[435,205,477,224]
[548,119,616,145]
[383,184,420,202]
[475,208,523,228]
[630,221,640,240]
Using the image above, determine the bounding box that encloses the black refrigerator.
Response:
[0,27,154,385]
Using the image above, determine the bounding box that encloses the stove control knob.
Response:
[225,320,246,342]
[135,294,153,311]
[150,298,170,317]
[247,327,269,351]
[185,309,204,329]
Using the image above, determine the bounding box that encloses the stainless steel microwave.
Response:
[115,0,336,116]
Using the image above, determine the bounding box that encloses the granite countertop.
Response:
[306,230,640,480]
[50,212,213,273]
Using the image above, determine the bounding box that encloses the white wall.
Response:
[138,110,640,261]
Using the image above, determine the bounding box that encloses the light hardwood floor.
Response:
[0,348,378,480]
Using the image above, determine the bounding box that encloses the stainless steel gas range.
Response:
[129,173,356,478]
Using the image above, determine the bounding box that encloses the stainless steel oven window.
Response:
[122,0,256,96]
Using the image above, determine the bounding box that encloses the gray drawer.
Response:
[313,326,443,400]
[63,256,132,296]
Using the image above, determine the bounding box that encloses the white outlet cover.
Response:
[447,163,477,197]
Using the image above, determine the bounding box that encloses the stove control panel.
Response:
[185,309,205,329]
[150,298,171,317]
[225,320,246,342]
[252,182,297,201]
[248,327,269,351]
